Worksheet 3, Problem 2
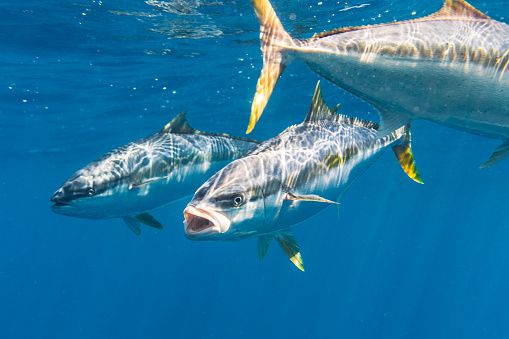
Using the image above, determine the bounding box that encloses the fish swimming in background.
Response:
[184,82,422,271]
[247,0,509,167]
[51,111,260,235]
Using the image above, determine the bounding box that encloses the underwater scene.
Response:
[2,0,509,338]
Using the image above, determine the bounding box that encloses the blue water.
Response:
[2,0,509,338]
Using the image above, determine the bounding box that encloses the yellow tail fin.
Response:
[248,0,295,133]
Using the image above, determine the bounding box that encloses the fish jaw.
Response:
[50,188,81,215]
[183,205,231,240]
[51,200,80,215]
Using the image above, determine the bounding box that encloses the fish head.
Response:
[50,164,122,219]
[184,159,275,241]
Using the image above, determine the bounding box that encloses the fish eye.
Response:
[215,193,245,207]
[232,194,244,207]
[88,188,95,196]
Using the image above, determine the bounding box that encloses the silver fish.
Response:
[51,111,260,235]
[184,82,422,271]
[247,0,509,167]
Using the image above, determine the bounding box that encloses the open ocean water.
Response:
[2,0,509,338]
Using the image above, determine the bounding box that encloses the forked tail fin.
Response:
[248,0,295,133]
[391,123,423,184]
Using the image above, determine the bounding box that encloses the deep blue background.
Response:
[2,0,509,338]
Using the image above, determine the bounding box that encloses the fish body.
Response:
[51,111,260,235]
[248,0,509,166]
[184,83,421,270]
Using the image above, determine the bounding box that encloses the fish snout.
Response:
[50,187,78,212]
[183,206,231,240]
[50,189,65,203]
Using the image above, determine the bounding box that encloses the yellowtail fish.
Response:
[51,111,260,235]
[247,0,509,167]
[184,82,422,271]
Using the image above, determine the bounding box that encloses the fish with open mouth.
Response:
[184,82,422,271]
[51,111,260,235]
[247,0,509,167]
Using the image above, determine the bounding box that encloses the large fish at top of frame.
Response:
[51,111,260,235]
[247,0,509,167]
[184,82,422,271]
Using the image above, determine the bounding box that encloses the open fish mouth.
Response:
[183,206,231,239]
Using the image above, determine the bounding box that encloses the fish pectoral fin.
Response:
[130,177,164,190]
[480,140,509,168]
[123,217,141,236]
[391,123,423,184]
[257,235,273,262]
[285,192,340,205]
[376,107,412,139]
[136,213,164,230]
[247,0,295,134]
[274,229,304,271]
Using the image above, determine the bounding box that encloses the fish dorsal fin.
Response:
[304,81,333,123]
[427,0,490,20]
[304,81,379,130]
[159,110,262,144]
[274,229,304,271]
[312,0,489,40]
[159,110,197,134]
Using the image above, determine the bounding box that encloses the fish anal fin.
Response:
[480,140,509,168]
[136,213,164,230]
[123,216,141,236]
[274,229,304,271]
[257,235,273,262]
[430,0,490,20]
[286,192,340,205]
[391,123,423,184]
[376,107,412,139]
[247,0,295,134]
